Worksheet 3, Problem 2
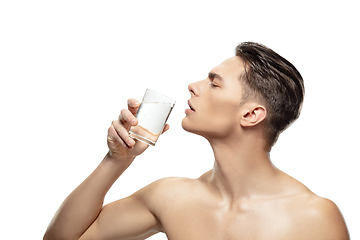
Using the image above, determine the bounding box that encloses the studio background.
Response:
[0,1,359,239]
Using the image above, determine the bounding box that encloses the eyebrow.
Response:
[208,72,223,81]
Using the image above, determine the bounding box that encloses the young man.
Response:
[44,42,349,240]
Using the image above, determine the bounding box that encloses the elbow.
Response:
[43,230,75,240]
[43,230,59,240]
[43,230,83,240]
[43,231,50,240]
[43,230,52,240]
[43,227,53,240]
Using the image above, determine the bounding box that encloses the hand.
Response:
[107,99,170,160]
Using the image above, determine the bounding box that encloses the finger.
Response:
[127,98,140,115]
[111,120,136,148]
[161,124,170,134]
[119,109,138,129]
[108,123,131,149]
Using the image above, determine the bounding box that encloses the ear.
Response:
[240,103,267,127]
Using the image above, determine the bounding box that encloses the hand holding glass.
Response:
[129,89,176,146]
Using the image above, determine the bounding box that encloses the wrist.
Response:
[102,151,135,168]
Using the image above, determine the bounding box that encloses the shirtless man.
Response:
[44,42,349,240]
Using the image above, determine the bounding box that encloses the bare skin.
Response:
[44,57,349,240]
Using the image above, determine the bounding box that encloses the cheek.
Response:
[201,98,241,131]
[209,107,239,129]
[208,96,240,119]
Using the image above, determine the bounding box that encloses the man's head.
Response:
[236,42,304,146]
[182,42,304,149]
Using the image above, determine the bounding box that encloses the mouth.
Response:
[188,100,195,111]
[185,100,195,115]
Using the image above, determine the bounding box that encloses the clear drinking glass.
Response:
[129,89,176,146]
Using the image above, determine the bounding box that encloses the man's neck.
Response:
[207,135,282,204]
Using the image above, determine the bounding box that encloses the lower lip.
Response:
[185,108,195,115]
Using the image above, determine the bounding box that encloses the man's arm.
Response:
[79,176,164,240]
[44,154,158,240]
[44,99,169,240]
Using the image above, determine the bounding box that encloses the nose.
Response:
[188,80,202,97]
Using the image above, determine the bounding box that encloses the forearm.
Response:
[44,153,135,240]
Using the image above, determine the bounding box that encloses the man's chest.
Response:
[158,201,295,240]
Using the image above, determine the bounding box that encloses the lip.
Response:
[188,100,195,111]
[185,100,195,115]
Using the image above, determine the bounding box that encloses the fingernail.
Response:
[131,119,137,125]
[128,100,140,108]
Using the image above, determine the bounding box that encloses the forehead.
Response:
[211,56,245,80]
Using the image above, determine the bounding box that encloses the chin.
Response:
[181,117,216,138]
[182,117,239,140]
[181,117,201,135]
[181,117,192,133]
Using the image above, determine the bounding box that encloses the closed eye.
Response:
[208,72,222,88]
[209,82,219,88]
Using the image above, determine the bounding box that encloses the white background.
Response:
[1,1,359,239]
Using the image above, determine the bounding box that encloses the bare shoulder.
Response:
[135,174,209,209]
[287,192,350,239]
[271,171,350,239]
[141,170,212,196]
[143,175,205,193]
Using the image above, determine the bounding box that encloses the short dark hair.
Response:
[235,42,305,147]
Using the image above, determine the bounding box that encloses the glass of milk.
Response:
[129,89,176,146]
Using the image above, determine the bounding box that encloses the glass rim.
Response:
[144,88,176,104]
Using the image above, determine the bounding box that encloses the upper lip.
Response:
[188,100,195,111]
